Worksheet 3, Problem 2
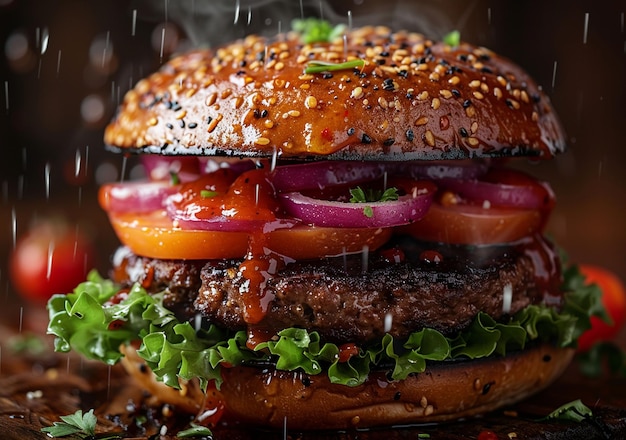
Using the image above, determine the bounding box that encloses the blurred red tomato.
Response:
[10,220,96,304]
[577,265,626,352]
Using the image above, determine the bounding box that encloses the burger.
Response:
[47,22,604,430]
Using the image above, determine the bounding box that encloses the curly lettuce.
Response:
[47,265,604,390]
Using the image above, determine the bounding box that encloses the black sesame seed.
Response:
[479,53,491,61]
[179,119,185,128]
[459,127,468,137]
[505,98,514,109]
[532,93,541,103]
[206,116,213,124]
[188,122,198,129]
[482,382,493,395]
[451,89,461,97]
[542,354,552,362]
[376,58,386,65]
[481,67,493,74]
[398,70,408,78]
[166,123,174,129]
[256,51,265,61]
[347,127,355,136]
[405,129,415,142]
[382,78,395,91]
[416,56,427,64]
[236,69,246,75]
[463,99,472,108]
[165,100,173,110]
[406,91,414,99]
[458,54,468,62]
[439,59,449,66]
[393,392,402,401]
[380,51,390,57]
[253,109,261,118]
[322,73,333,79]
[383,138,395,146]
[260,109,268,118]
[361,133,372,144]
[302,377,311,387]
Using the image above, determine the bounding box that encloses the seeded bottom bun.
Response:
[218,344,573,429]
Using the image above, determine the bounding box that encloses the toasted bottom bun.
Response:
[219,344,574,430]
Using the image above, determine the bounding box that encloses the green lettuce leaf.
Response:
[48,264,604,389]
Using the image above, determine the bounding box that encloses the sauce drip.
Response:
[517,233,563,304]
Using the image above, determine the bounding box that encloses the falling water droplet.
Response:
[234,0,240,25]
[348,10,352,30]
[132,9,137,36]
[75,149,82,178]
[46,240,54,280]
[255,183,260,206]
[247,6,252,26]
[107,365,112,400]
[343,34,348,59]
[44,162,51,199]
[160,26,166,63]
[551,60,558,90]
[283,416,288,440]
[583,12,590,44]
[383,171,388,191]
[620,11,624,33]
[271,147,278,172]
[319,0,324,20]
[384,313,393,333]
[18,306,23,333]
[120,156,128,183]
[361,245,369,273]
[56,50,61,77]
[102,31,110,68]
[487,7,492,25]
[66,355,71,374]
[299,0,304,19]
[164,0,169,23]
[11,206,16,249]
[40,27,49,55]
[3,80,8,113]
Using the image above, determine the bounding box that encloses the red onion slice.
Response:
[271,160,488,193]
[437,169,554,210]
[271,161,386,192]
[99,181,180,213]
[279,183,435,228]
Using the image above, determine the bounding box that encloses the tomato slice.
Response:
[108,210,392,260]
[401,197,544,245]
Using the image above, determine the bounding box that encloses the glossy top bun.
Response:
[105,26,566,160]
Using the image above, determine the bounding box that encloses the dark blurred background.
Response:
[1,0,625,313]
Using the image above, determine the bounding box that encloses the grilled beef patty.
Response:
[111,237,559,345]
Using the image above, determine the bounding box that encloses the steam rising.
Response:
[133,0,455,47]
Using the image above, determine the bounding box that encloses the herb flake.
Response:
[304,59,365,74]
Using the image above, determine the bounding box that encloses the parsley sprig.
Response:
[349,186,399,218]
[41,409,121,439]
[540,399,593,423]
[291,18,345,44]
